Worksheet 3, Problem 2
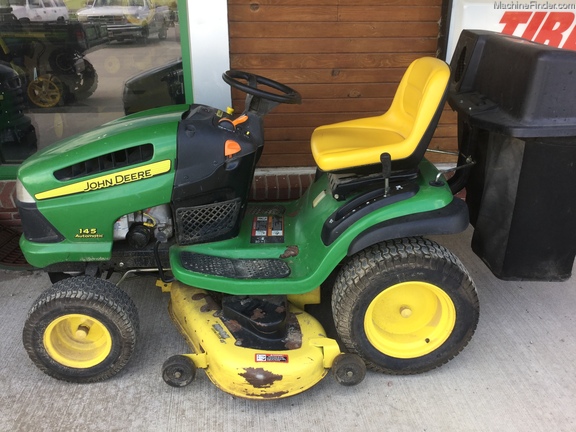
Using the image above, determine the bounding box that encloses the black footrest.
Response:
[180,252,291,279]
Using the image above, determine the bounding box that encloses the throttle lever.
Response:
[381,152,391,196]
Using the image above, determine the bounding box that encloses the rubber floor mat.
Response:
[0,224,30,269]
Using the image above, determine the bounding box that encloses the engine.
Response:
[113,204,173,248]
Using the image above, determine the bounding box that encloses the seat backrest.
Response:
[386,57,450,170]
[311,57,450,175]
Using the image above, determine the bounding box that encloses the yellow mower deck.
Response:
[165,281,342,399]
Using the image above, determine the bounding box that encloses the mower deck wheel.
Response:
[332,353,366,386]
[162,355,196,387]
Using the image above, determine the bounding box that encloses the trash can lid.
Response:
[448,30,576,138]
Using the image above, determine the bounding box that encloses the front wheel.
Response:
[27,75,62,108]
[332,237,479,375]
[22,276,139,383]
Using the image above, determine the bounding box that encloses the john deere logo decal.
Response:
[35,160,171,200]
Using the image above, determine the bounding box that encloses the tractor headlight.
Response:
[16,179,35,204]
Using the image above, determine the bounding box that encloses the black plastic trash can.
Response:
[448,30,576,281]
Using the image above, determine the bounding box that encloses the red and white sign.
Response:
[446,1,576,62]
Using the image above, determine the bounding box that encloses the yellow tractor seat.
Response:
[311,57,450,174]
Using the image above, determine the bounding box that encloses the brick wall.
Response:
[251,169,315,201]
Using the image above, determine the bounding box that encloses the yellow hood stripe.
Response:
[35,160,172,200]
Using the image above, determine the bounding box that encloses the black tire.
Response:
[75,61,98,100]
[137,26,150,43]
[22,276,139,383]
[332,237,479,375]
[162,355,196,387]
[48,49,77,74]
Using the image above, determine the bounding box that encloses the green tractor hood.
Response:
[18,105,186,198]
[17,105,185,267]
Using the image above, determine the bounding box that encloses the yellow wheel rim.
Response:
[43,314,113,369]
[364,281,456,359]
[27,76,61,108]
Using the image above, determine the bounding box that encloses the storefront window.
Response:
[0,0,182,170]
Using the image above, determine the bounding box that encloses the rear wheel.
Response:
[332,237,479,374]
[22,276,139,383]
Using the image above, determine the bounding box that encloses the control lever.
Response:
[381,152,391,196]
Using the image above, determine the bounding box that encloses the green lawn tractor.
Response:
[0,61,37,164]
[16,56,480,399]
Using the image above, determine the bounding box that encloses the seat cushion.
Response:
[311,120,406,171]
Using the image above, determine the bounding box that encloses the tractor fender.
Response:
[347,197,469,256]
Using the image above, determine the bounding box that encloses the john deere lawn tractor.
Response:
[16,55,480,399]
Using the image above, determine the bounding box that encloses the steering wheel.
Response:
[222,70,301,105]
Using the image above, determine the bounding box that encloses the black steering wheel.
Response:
[222,70,302,105]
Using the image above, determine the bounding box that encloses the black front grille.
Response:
[88,15,124,25]
[1,75,22,91]
[175,198,242,245]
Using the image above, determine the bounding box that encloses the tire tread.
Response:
[332,237,479,375]
[22,276,139,383]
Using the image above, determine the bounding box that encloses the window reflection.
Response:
[0,0,181,166]
[90,0,146,7]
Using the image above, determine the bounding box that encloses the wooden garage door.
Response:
[228,0,457,168]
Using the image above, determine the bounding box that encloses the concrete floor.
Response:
[0,228,575,432]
